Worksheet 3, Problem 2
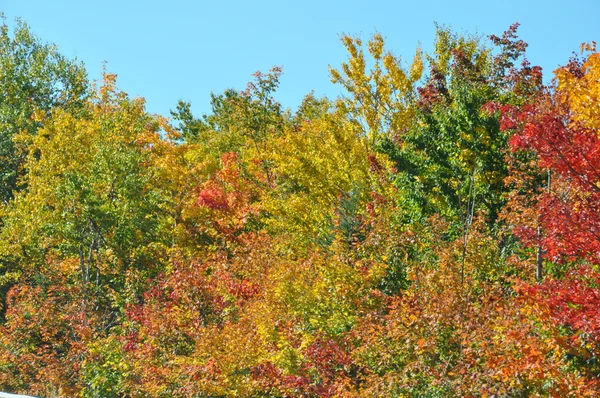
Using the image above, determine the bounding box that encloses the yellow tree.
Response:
[329,33,423,143]
[554,42,599,131]
[0,75,174,396]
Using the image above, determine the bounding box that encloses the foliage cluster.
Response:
[1,16,599,397]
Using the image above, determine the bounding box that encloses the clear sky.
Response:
[3,0,599,118]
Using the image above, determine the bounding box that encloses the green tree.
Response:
[170,66,286,151]
[402,24,541,226]
[0,74,170,305]
[0,16,88,204]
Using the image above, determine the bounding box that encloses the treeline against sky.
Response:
[1,16,600,397]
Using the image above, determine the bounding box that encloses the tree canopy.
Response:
[1,17,599,397]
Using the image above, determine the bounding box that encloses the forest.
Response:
[0,15,599,397]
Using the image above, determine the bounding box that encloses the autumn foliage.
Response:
[0,17,599,397]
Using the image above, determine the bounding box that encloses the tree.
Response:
[329,32,423,143]
[170,66,286,151]
[0,74,172,319]
[495,43,600,390]
[0,16,88,204]
[499,44,600,266]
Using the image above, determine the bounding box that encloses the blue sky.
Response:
[3,0,599,118]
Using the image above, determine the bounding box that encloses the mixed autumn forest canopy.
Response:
[0,15,600,397]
